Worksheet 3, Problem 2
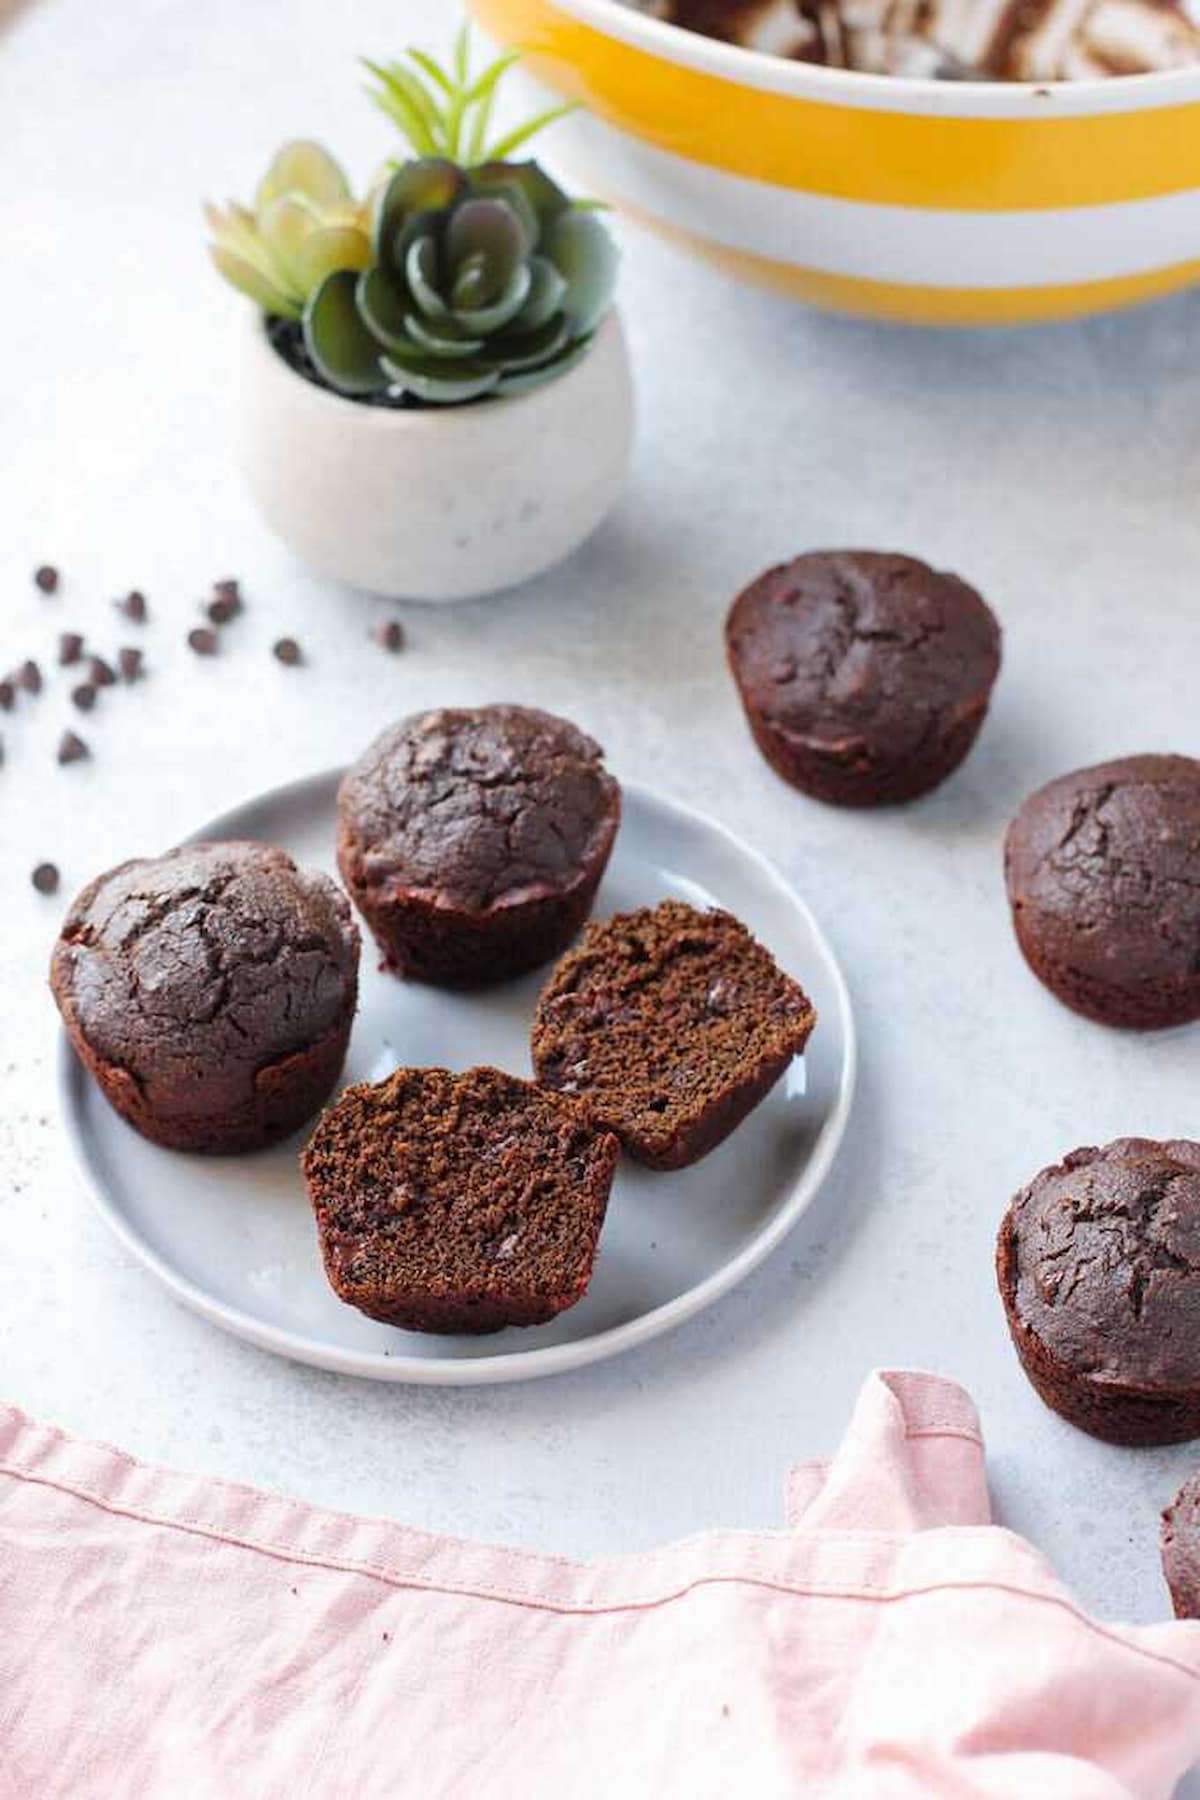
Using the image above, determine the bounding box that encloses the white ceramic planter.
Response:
[237,310,634,603]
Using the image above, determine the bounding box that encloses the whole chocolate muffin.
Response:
[1005,755,1200,1030]
[337,705,621,988]
[303,1065,619,1333]
[997,1139,1200,1446]
[1162,1472,1200,1617]
[531,899,816,1169]
[51,841,359,1153]
[725,550,1001,807]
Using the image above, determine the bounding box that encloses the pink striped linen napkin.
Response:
[2,1369,1199,1798]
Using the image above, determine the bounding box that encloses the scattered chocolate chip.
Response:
[71,682,97,712]
[117,646,144,682]
[58,632,85,667]
[31,862,60,895]
[88,655,116,688]
[57,730,88,765]
[188,627,219,656]
[34,565,59,594]
[373,619,405,653]
[213,578,241,607]
[273,637,302,666]
[0,679,14,711]
[17,659,42,695]
[117,590,148,622]
[206,595,238,625]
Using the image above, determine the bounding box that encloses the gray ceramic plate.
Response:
[59,774,856,1384]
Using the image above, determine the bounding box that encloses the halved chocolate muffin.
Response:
[51,841,359,1153]
[337,705,621,988]
[531,899,816,1170]
[302,1065,619,1333]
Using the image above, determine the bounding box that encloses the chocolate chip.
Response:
[272,637,302,666]
[88,655,116,688]
[58,632,85,667]
[188,627,219,656]
[213,578,241,605]
[17,659,42,696]
[34,565,59,594]
[57,731,88,764]
[206,596,237,625]
[117,646,144,682]
[117,590,147,622]
[71,682,97,712]
[0,680,13,712]
[373,619,405,653]
[31,862,60,895]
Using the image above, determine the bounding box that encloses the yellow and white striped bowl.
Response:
[468,0,1200,324]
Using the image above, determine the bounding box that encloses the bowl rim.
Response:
[535,0,1200,115]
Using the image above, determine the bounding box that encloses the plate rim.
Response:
[58,770,857,1386]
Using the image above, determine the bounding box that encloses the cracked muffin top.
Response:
[337,705,621,913]
[51,841,359,1107]
[1001,1139,1200,1390]
[1005,755,1200,1024]
[725,550,1001,765]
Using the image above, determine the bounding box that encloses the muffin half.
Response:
[303,1065,619,1333]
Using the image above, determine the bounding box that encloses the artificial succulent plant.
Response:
[206,31,618,407]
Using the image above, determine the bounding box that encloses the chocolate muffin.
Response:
[1162,1472,1200,1617]
[51,841,359,1154]
[302,1065,619,1333]
[996,1139,1200,1446]
[1005,755,1200,1030]
[337,705,621,988]
[531,899,816,1170]
[725,550,1001,807]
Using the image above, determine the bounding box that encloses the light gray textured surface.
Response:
[4,0,1200,1692]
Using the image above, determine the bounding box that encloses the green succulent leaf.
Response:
[256,141,351,213]
[357,265,414,349]
[452,261,532,335]
[492,314,570,372]
[379,347,501,405]
[406,47,456,98]
[496,335,592,397]
[205,201,279,286]
[483,103,578,166]
[371,157,465,262]
[546,209,618,336]
[463,174,539,256]
[209,243,300,317]
[405,236,450,323]
[472,161,570,233]
[513,255,568,332]
[447,198,525,302]
[403,313,486,359]
[295,224,371,290]
[259,195,323,287]
[304,269,388,395]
